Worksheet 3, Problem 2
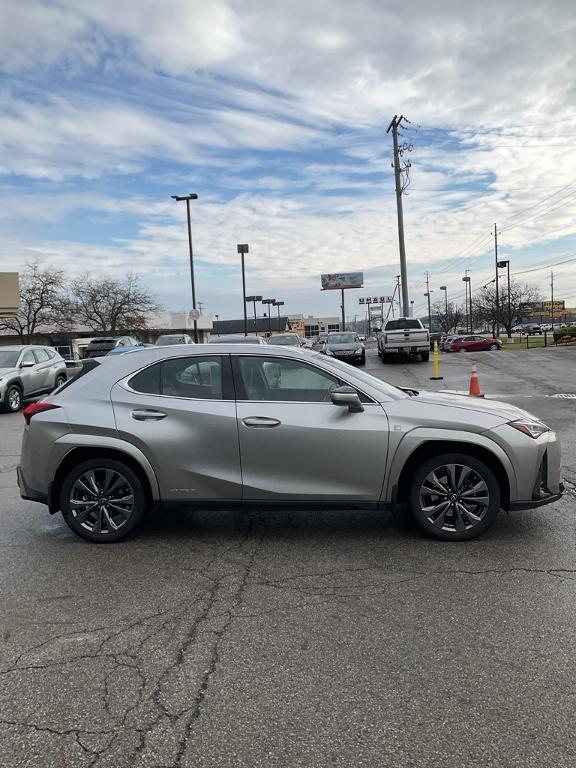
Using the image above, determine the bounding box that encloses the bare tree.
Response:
[70,273,161,333]
[431,300,466,333]
[473,280,542,336]
[0,262,66,343]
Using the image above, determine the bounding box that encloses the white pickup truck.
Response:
[377,318,430,362]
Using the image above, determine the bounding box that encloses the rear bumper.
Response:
[17,465,48,505]
[508,483,564,510]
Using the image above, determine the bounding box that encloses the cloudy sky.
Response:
[1,0,576,320]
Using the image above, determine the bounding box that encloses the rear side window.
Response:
[129,356,224,400]
[34,349,50,363]
[384,319,422,330]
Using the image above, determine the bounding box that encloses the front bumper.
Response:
[508,483,564,510]
[17,465,47,505]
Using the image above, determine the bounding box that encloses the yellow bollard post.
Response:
[429,340,443,380]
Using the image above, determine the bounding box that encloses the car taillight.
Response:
[22,402,61,425]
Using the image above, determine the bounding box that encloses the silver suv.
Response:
[18,345,563,543]
[0,345,67,413]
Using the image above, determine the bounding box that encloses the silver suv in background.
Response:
[322,332,365,365]
[0,346,67,413]
[155,334,194,346]
[18,345,562,543]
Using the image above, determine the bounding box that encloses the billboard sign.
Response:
[321,272,364,291]
[0,272,20,317]
[543,300,565,311]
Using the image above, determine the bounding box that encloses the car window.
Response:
[20,350,36,365]
[34,348,50,363]
[384,319,422,330]
[129,356,224,400]
[237,356,342,402]
[327,333,358,344]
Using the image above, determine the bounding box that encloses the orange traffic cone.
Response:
[468,358,484,397]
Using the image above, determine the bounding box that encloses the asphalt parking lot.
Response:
[1,346,575,767]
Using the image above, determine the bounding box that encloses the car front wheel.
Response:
[458,348,467,353]
[54,374,67,389]
[1,384,23,413]
[408,453,500,541]
[489,344,499,351]
[60,458,147,543]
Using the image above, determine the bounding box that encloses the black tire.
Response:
[408,452,500,541]
[60,458,147,543]
[1,383,23,413]
[458,348,467,353]
[489,344,499,351]
[54,374,67,389]
[420,352,430,362]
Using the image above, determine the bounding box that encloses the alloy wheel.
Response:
[69,468,135,535]
[418,463,490,533]
[8,387,21,411]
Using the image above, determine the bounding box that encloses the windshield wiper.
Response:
[398,386,419,397]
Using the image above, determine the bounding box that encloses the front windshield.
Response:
[327,333,358,344]
[0,351,19,368]
[157,337,184,345]
[268,335,299,345]
[318,354,407,400]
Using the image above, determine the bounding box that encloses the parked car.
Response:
[0,346,67,413]
[449,335,502,353]
[210,334,267,344]
[522,324,543,335]
[106,344,146,356]
[378,318,430,362]
[84,336,139,358]
[155,334,194,346]
[18,344,563,543]
[322,332,365,365]
[540,324,552,332]
[267,333,303,347]
[512,325,524,333]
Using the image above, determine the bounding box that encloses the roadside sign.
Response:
[321,272,364,290]
[188,308,200,321]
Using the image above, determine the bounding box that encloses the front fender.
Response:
[383,428,518,502]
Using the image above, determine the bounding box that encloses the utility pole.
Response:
[424,271,433,332]
[387,116,410,316]
[396,275,402,316]
[551,271,555,329]
[494,223,500,338]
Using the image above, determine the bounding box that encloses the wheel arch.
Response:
[391,439,512,510]
[49,445,159,514]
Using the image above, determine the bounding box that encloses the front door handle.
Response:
[131,409,167,421]
[242,416,281,428]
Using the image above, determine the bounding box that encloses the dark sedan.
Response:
[449,335,502,353]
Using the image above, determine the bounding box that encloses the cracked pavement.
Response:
[1,347,575,767]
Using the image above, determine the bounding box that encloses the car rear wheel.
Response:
[1,384,23,413]
[420,352,430,362]
[60,458,147,543]
[408,453,500,541]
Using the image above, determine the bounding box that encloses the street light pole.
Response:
[237,244,249,336]
[440,285,448,331]
[274,300,285,327]
[462,275,471,333]
[261,298,275,336]
[424,292,433,332]
[494,223,500,338]
[245,295,262,336]
[171,193,199,342]
[497,260,511,337]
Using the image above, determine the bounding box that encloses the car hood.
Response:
[408,390,539,423]
[0,367,17,377]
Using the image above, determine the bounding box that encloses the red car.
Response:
[449,335,502,352]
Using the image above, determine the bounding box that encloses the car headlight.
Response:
[509,419,551,439]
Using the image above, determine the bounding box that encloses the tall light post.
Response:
[261,298,275,336]
[237,244,249,336]
[462,275,471,333]
[171,193,199,342]
[439,285,448,331]
[497,260,511,337]
[424,291,433,331]
[274,300,285,327]
[245,295,262,336]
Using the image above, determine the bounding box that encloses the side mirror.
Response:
[330,386,364,413]
[20,360,35,368]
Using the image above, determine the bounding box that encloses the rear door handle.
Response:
[242,416,281,428]
[131,409,167,421]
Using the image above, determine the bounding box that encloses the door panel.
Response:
[19,350,40,395]
[111,355,241,502]
[233,355,389,502]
